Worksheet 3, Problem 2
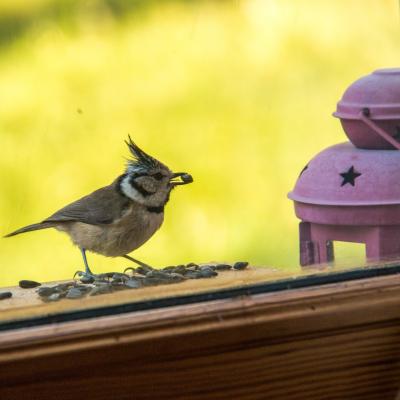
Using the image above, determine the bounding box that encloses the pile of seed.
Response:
[3,262,249,302]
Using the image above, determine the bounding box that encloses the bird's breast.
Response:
[62,205,164,257]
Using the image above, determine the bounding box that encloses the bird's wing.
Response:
[44,184,130,225]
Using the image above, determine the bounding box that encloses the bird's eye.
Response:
[153,172,164,180]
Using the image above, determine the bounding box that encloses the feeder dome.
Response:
[288,142,400,206]
[334,68,400,149]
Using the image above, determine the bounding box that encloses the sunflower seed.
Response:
[47,293,61,302]
[184,271,203,279]
[233,261,249,270]
[19,280,41,289]
[146,270,171,279]
[112,273,129,281]
[66,287,84,299]
[125,279,142,289]
[167,273,186,282]
[110,281,127,291]
[80,275,95,284]
[75,285,92,293]
[199,266,218,278]
[37,286,56,297]
[142,276,167,286]
[0,292,12,300]
[56,282,76,290]
[135,266,153,275]
[93,280,110,287]
[96,273,112,281]
[89,285,112,296]
[162,266,176,271]
[172,265,187,274]
[214,264,232,271]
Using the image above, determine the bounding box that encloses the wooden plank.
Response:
[0,266,286,324]
[1,273,400,399]
[2,260,399,327]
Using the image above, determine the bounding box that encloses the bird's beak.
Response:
[170,172,193,186]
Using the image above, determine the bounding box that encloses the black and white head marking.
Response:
[117,137,174,207]
[116,136,192,208]
[119,173,169,205]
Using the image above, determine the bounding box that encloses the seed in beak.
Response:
[181,173,193,183]
[171,172,193,185]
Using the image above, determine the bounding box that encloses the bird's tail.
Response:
[4,222,54,238]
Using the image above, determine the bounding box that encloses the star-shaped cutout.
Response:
[340,166,361,187]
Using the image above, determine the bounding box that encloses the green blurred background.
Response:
[0,0,398,286]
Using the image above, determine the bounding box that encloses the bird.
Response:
[4,136,193,280]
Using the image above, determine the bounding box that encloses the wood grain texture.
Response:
[2,273,400,399]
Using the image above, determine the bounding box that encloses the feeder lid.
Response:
[288,142,400,206]
[334,68,400,120]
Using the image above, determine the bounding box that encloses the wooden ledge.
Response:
[1,270,400,399]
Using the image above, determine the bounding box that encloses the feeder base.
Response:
[299,222,400,266]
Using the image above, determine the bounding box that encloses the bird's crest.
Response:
[125,135,162,171]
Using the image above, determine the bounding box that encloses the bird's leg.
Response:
[122,255,154,274]
[74,247,97,282]
[81,247,93,275]
[122,254,152,268]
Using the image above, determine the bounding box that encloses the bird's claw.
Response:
[73,270,97,284]
[124,264,154,275]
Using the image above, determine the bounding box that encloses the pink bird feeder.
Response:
[288,68,400,266]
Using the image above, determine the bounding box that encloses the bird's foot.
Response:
[73,270,98,284]
[123,267,135,274]
[124,264,154,276]
[122,255,154,275]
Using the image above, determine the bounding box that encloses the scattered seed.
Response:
[47,293,61,302]
[89,285,112,296]
[135,266,151,275]
[56,282,76,290]
[37,287,56,297]
[75,285,92,293]
[93,280,110,287]
[36,260,251,301]
[80,275,95,284]
[104,272,119,278]
[19,280,41,289]
[110,281,127,291]
[0,292,12,300]
[142,276,165,286]
[199,266,218,278]
[125,279,142,289]
[233,261,249,270]
[167,273,186,282]
[214,264,232,271]
[112,273,129,281]
[162,266,176,271]
[95,273,111,281]
[185,271,203,279]
[172,265,187,275]
[146,270,171,279]
[66,287,84,299]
